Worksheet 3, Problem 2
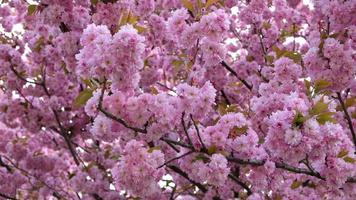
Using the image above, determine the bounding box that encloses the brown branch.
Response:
[275,162,325,181]
[11,64,81,166]
[220,61,253,91]
[167,165,207,193]
[44,67,80,166]
[347,177,356,183]
[228,174,252,195]
[164,139,356,184]
[0,192,17,200]
[221,90,231,105]
[97,82,147,133]
[158,151,193,169]
[181,112,194,148]
[9,65,41,85]
[190,114,206,150]
[160,138,193,149]
[337,92,356,152]
[226,156,265,166]
[0,156,12,172]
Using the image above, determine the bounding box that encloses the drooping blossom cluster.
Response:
[0,0,355,199]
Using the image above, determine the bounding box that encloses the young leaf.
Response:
[193,153,210,163]
[27,5,37,15]
[205,0,220,8]
[181,0,194,12]
[309,100,329,116]
[314,79,331,94]
[316,112,336,124]
[90,0,99,5]
[291,180,302,189]
[34,37,45,52]
[229,126,248,139]
[343,156,356,164]
[148,146,161,153]
[283,51,302,64]
[73,89,93,107]
[292,111,305,128]
[337,149,348,158]
[304,79,312,97]
[207,145,217,155]
[345,98,356,108]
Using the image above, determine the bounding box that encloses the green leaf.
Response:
[148,146,161,153]
[336,97,356,111]
[73,89,93,107]
[343,156,356,164]
[172,60,184,72]
[352,111,356,119]
[68,172,76,180]
[90,0,99,5]
[82,79,93,88]
[345,98,356,108]
[207,145,217,155]
[291,180,302,189]
[314,79,331,94]
[181,0,194,12]
[229,125,248,139]
[262,22,272,30]
[27,5,37,15]
[309,100,329,116]
[193,153,210,163]
[292,111,305,128]
[265,55,274,64]
[246,55,255,62]
[61,61,69,74]
[34,37,45,52]
[337,149,348,158]
[218,103,238,115]
[304,79,312,97]
[205,0,220,8]
[329,32,339,38]
[316,112,336,124]
[283,51,302,64]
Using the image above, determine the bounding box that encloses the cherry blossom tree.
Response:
[0,0,355,199]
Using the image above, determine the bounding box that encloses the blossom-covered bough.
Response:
[0,0,355,199]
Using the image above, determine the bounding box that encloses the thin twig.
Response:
[189,114,206,150]
[221,90,231,105]
[160,138,193,149]
[158,151,193,168]
[226,156,265,166]
[181,112,194,148]
[9,65,41,85]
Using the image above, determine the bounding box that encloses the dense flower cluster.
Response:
[0,0,355,199]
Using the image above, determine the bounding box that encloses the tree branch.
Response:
[275,162,325,180]
[97,82,147,133]
[228,174,252,195]
[337,92,356,152]
[189,114,206,150]
[220,61,253,91]
[181,112,194,148]
[167,165,207,193]
[158,151,193,169]
[0,192,17,200]
[226,156,265,166]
